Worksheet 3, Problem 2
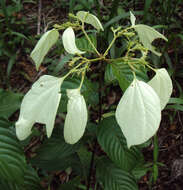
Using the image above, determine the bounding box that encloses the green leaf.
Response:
[168,97,183,105]
[16,75,63,140]
[0,89,23,118]
[0,125,26,184]
[134,24,168,56]
[24,165,42,190]
[96,158,138,190]
[76,33,97,53]
[0,180,19,190]
[97,117,144,171]
[62,27,85,54]
[64,89,88,144]
[115,79,161,147]
[111,61,148,91]
[30,29,59,70]
[148,68,173,110]
[76,11,104,31]
[104,64,117,84]
[31,127,80,171]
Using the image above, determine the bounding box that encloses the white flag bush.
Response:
[16,11,173,150]
[64,89,88,144]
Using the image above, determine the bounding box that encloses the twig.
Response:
[37,0,42,35]
[87,61,103,190]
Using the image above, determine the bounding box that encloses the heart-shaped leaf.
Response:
[115,78,161,148]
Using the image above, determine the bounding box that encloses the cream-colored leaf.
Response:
[62,27,85,54]
[134,24,168,56]
[130,11,136,26]
[115,79,161,148]
[76,11,104,31]
[30,29,59,70]
[64,89,88,144]
[16,75,63,140]
[148,68,173,110]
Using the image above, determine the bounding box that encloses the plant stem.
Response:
[81,25,101,57]
[103,35,117,57]
[87,61,103,190]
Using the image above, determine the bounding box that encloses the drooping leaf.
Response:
[130,11,136,26]
[0,125,26,184]
[115,78,161,148]
[62,27,85,54]
[30,29,59,70]
[96,158,138,190]
[134,24,168,56]
[148,68,173,110]
[97,117,144,171]
[0,89,23,118]
[64,89,88,144]
[16,75,63,140]
[76,11,104,31]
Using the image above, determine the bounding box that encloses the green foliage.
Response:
[0,89,23,118]
[0,121,26,184]
[97,117,144,171]
[97,158,138,190]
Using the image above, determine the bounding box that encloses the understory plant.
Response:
[15,11,173,189]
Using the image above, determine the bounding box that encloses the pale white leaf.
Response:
[76,11,104,31]
[62,27,85,55]
[130,11,136,26]
[115,79,161,148]
[64,89,88,144]
[30,29,59,70]
[134,24,168,56]
[148,68,173,110]
[16,75,63,140]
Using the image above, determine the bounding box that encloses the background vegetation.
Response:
[0,0,183,189]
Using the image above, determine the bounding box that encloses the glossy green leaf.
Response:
[134,24,168,56]
[76,33,97,53]
[76,11,104,31]
[24,165,42,190]
[148,68,173,110]
[111,61,148,91]
[97,117,144,171]
[0,125,26,184]
[130,11,136,26]
[62,27,85,54]
[0,89,23,118]
[115,79,161,148]
[30,29,59,70]
[97,158,138,190]
[64,89,88,144]
[16,75,63,140]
